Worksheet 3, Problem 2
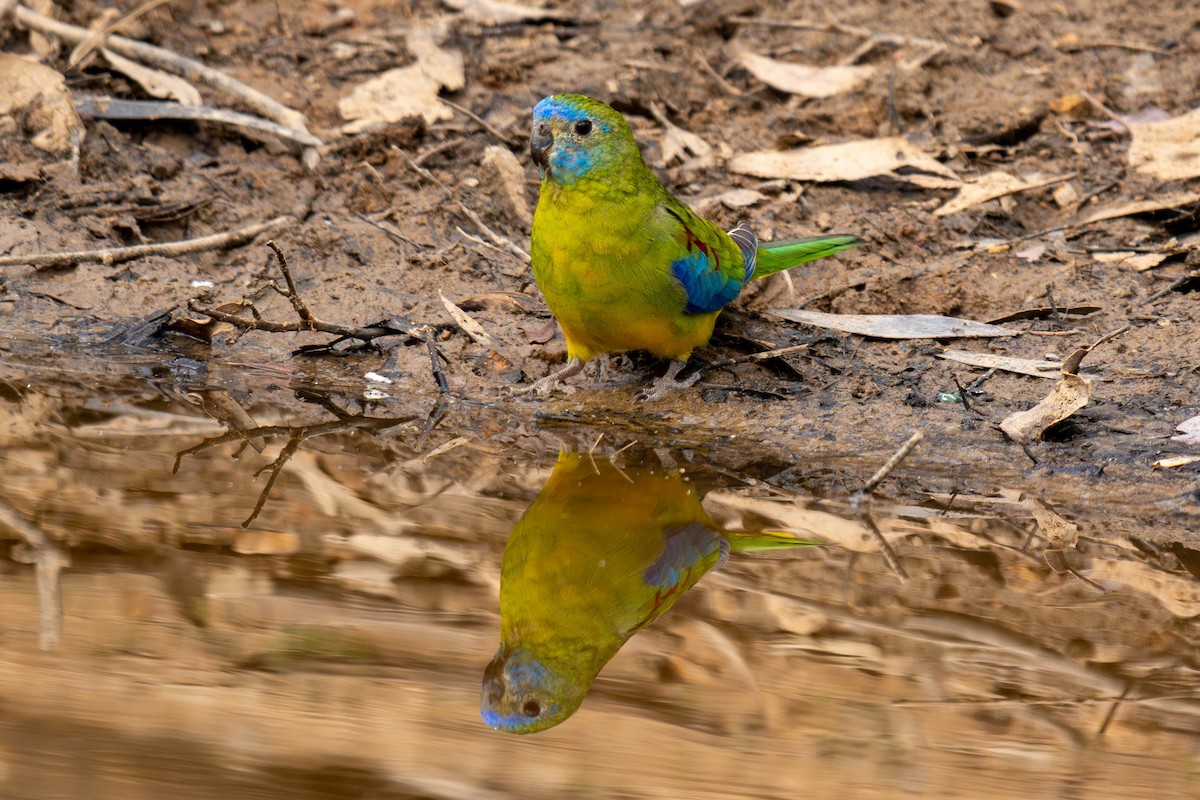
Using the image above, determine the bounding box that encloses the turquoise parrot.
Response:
[480,452,822,734]
[522,93,860,399]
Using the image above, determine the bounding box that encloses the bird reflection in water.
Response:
[481,452,821,733]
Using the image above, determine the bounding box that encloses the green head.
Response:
[481,644,590,734]
[529,94,642,186]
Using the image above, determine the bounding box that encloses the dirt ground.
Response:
[1,2,1200,796]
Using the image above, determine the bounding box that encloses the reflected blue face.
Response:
[529,94,627,185]
[480,646,580,734]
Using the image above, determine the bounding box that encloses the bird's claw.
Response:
[635,362,701,402]
[508,358,586,398]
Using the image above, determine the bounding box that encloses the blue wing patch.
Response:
[671,251,742,314]
[642,523,725,591]
[666,209,749,314]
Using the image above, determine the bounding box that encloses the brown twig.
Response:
[705,344,810,369]
[848,431,924,583]
[0,214,294,269]
[174,409,416,527]
[186,241,428,349]
[439,97,518,145]
[75,97,322,148]
[1144,268,1200,304]
[730,15,950,51]
[0,498,69,649]
[14,4,316,143]
[67,0,174,69]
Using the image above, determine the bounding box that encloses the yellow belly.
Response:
[537,246,717,361]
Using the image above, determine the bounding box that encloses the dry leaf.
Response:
[659,120,713,167]
[738,52,875,99]
[695,189,766,213]
[1076,191,1200,227]
[1128,108,1200,181]
[730,137,961,189]
[480,145,531,227]
[339,31,464,131]
[1154,455,1200,469]
[0,53,83,154]
[443,0,571,24]
[939,349,1063,379]
[1016,244,1046,262]
[649,103,712,168]
[1172,415,1200,446]
[101,48,202,106]
[999,373,1090,444]
[1092,251,1172,271]
[440,290,499,350]
[934,171,1071,217]
[1028,500,1079,550]
[768,309,1012,339]
[404,29,465,91]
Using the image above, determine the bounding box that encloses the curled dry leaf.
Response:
[1154,455,1200,469]
[695,188,766,213]
[730,137,961,189]
[1092,251,1172,271]
[1027,500,1079,550]
[997,330,1125,445]
[768,309,1013,339]
[338,30,464,131]
[1172,415,1200,446]
[933,171,1072,217]
[443,0,571,25]
[738,52,875,99]
[1075,191,1200,227]
[101,48,203,106]
[939,349,1063,379]
[648,103,713,168]
[1128,108,1200,181]
[439,290,499,351]
[0,53,83,154]
[999,373,1090,445]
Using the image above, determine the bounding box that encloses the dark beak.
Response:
[530,122,553,171]
[482,654,506,709]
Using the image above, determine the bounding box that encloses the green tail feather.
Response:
[725,530,826,553]
[754,235,860,280]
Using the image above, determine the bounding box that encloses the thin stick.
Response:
[14,5,313,136]
[848,431,923,584]
[439,97,517,145]
[0,498,68,649]
[1080,91,1130,134]
[75,97,322,148]
[0,214,294,269]
[729,15,948,51]
[266,240,315,323]
[67,0,174,69]
[1061,39,1170,55]
[694,52,743,96]
[458,203,530,262]
[427,339,449,393]
[705,344,810,369]
[858,431,924,496]
[1144,268,1199,304]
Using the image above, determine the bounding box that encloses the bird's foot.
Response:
[509,358,585,398]
[636,359,701,402]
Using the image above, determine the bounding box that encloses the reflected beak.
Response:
[530,122,553,171]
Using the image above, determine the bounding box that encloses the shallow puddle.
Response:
[1,350,1198,800]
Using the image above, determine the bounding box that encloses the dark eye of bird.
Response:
[574,119,593,136]
[522,700,541,717]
